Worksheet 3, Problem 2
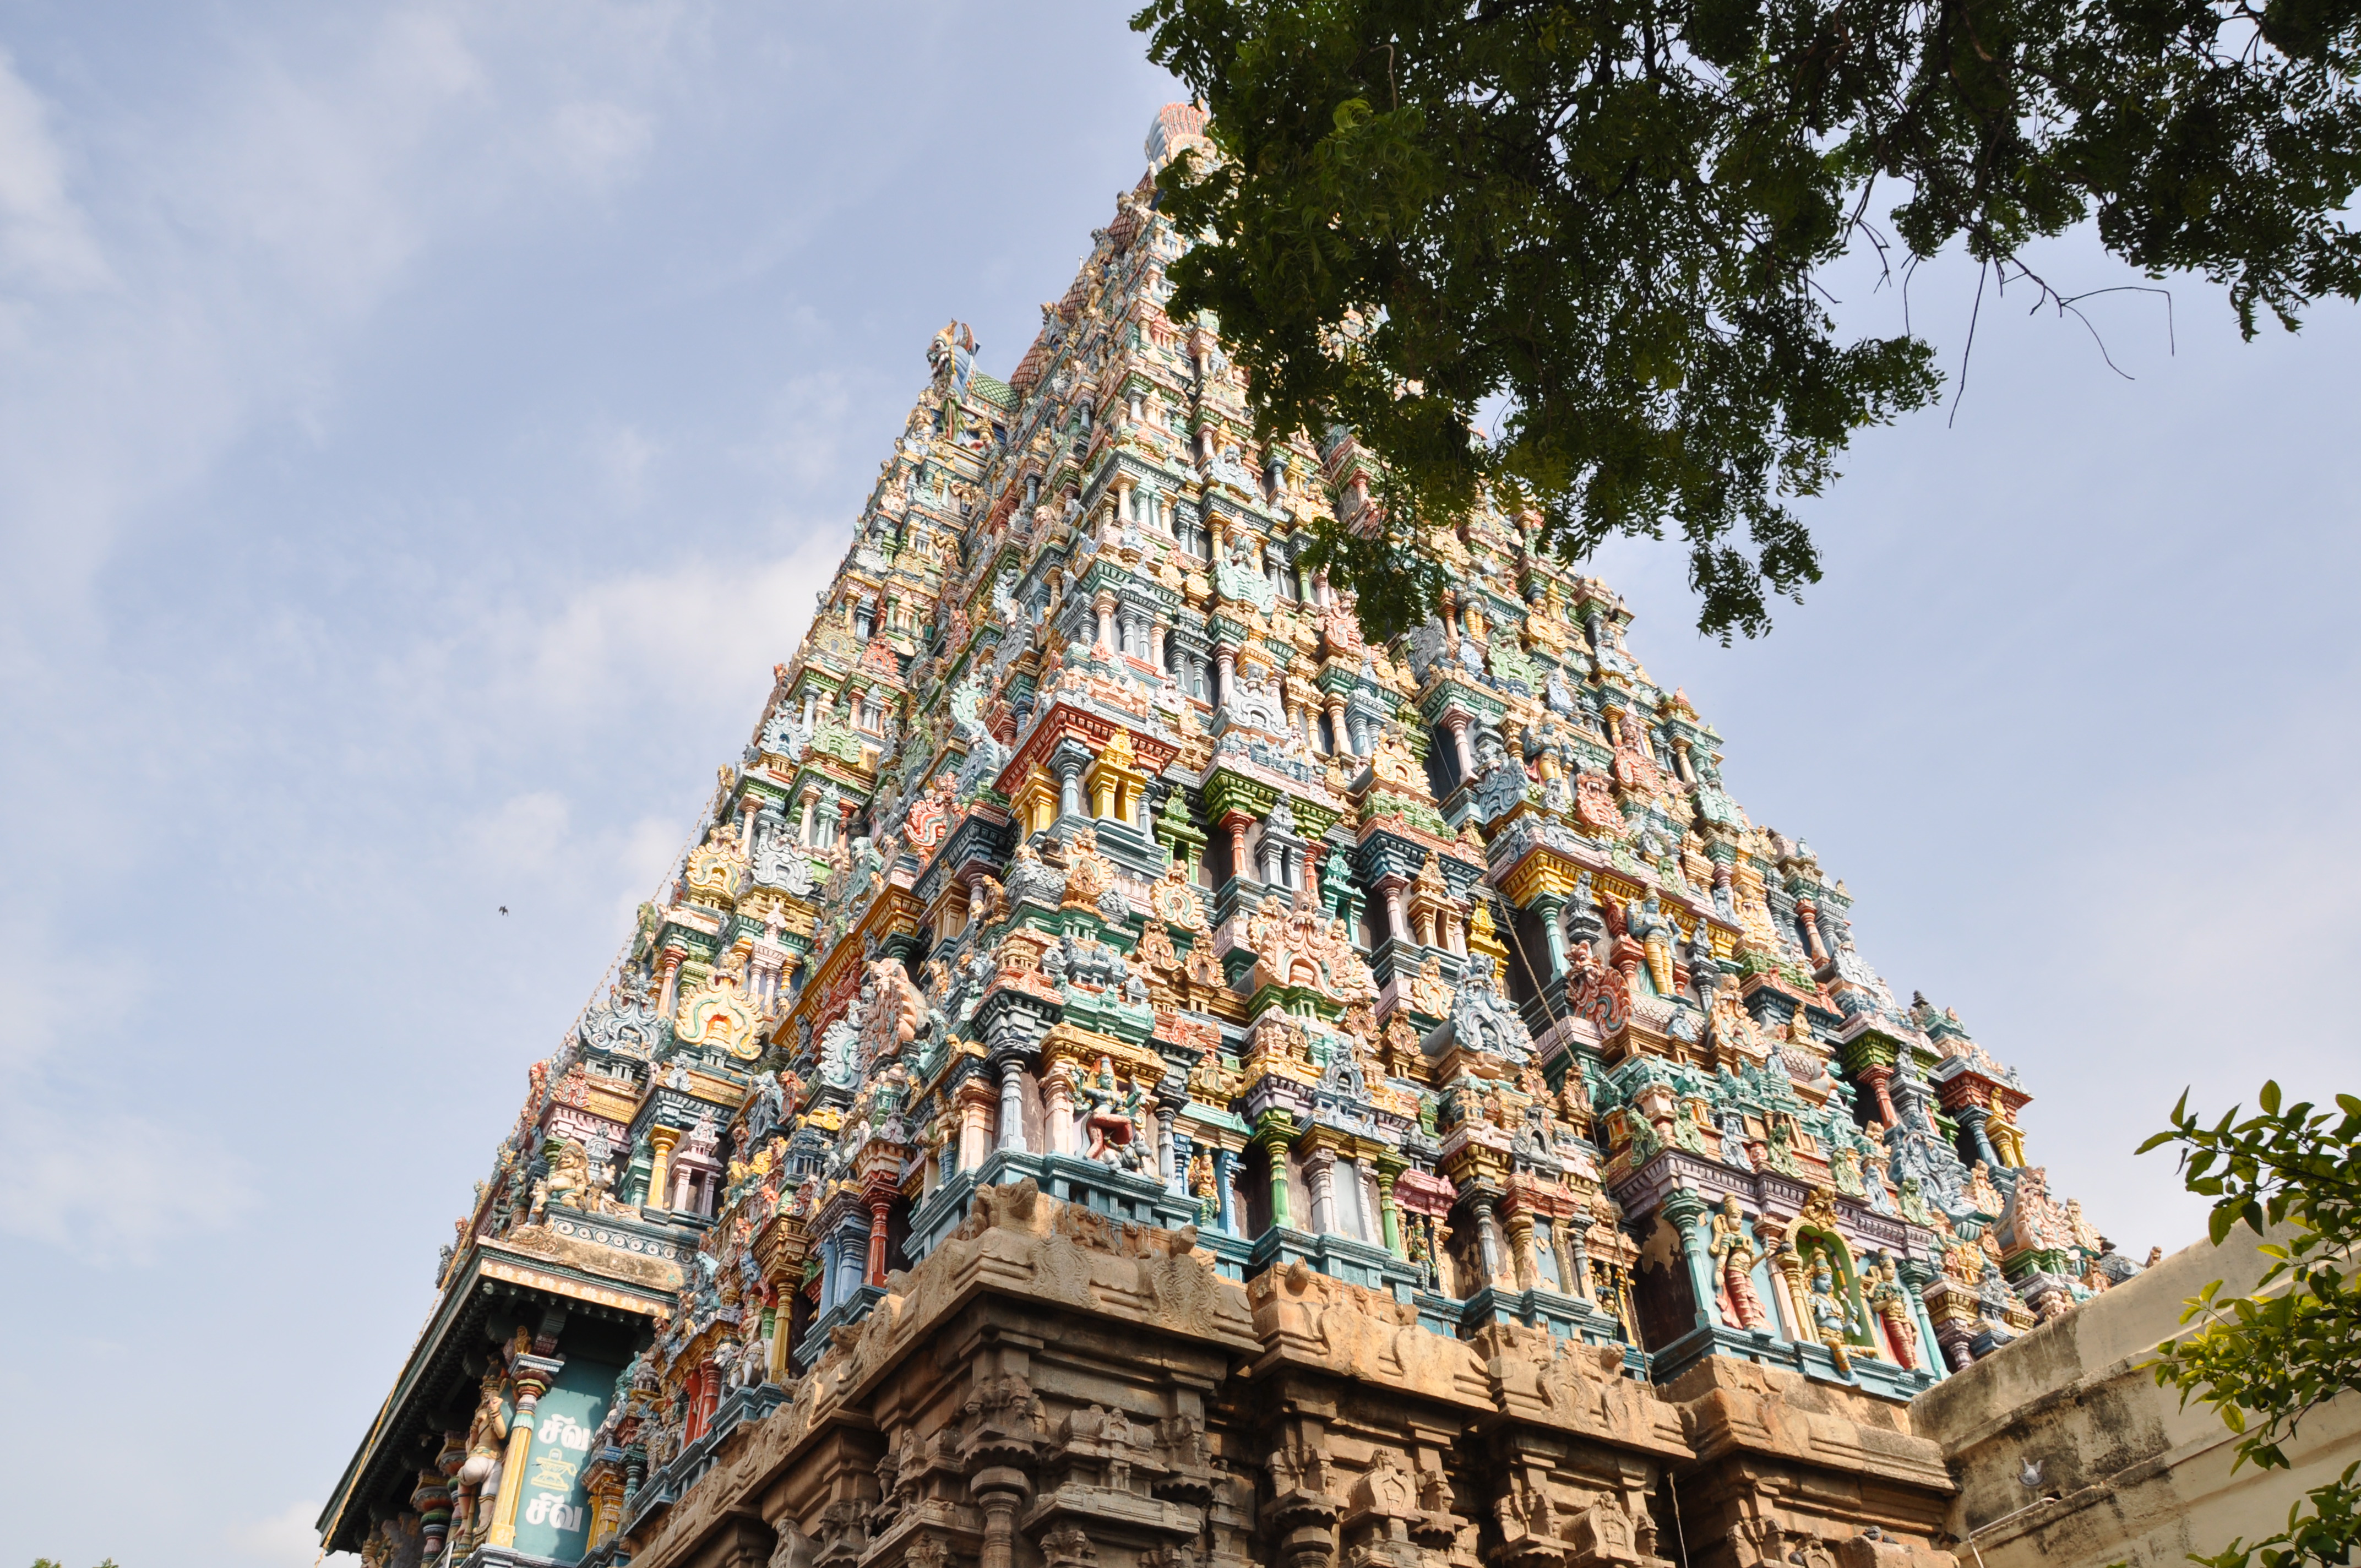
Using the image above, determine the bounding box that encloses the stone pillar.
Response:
[1550,1221,1579,1297]
[1056,754,1086,821]
[975,1480,1027,1568]
[1564,1215,1594,1302]
[1324,695,1347,756]
[1533,892,1568,979]
[1446,714,1476,777]
[486,1355,562,1547]
[1256,1121,1294,1231]
[1222,812,1254,887]
[1955,1104,2004,1172]
[657,948,686,1016]
[1380,879,1409,946]
[1474,1198,1508,1289]
[1214,646,1236,706]
[1505,1208,1538,1291]
[998,1061,1027,1153]
[645,1128,678,1214]
[1150,621,1168,670]
[1859,1064,1899,1128]
[1753,1212,1803,1341]
[1348,711,1369,755]
[834,1227,865,1305]
[1214,1148,1238,1233]
[958,1083,993,1170]
[1305,1148,1337,1235]
[1376,1162,1403,1257]
[866,1189,893,1287]
[1045,1070,1075,1156]
[817,1236,838,1314]
[1662,1188,1723,1331]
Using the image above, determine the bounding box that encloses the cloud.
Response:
[0,47,107,292]
[0,1095,254,1264]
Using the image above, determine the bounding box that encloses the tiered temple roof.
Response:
[323,104,2136,1568]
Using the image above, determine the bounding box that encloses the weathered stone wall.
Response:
[620,1180,1963,1568]
[1912,1227,2361,1567]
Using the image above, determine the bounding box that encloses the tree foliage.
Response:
[2142,1084,2361,1568]
[1132,0,2361,639]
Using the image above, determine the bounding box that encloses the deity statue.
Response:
[1804,1246,1860,1375]
[1867,1256,1921,1370]
[1624,894,1676,995]
[1706,1196,1768,1330]
[454,1368,510,1540]
[1076,1057,1146,1168]
[1187,1149,1218,1224]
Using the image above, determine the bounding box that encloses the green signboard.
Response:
[512,1355,617,1562]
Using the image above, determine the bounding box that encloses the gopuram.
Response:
[322,104,2144,1568]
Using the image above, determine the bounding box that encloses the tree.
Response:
[2142,1083,2361,1568]
[1131,0,2361,641]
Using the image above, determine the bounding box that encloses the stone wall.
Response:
[618,1179,1964,1568]
[1912,1226,2361,1567]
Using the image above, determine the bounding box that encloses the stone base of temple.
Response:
[603,1179,1961,1568]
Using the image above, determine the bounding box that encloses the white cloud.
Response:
[0,48,107,291]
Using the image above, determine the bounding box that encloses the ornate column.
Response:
[1564,1212,1595,1302]
[1348,711,1370,755]
[1955,1104,2004,1172]
[1054,750,1087,821]
[656,947,686,1016]
[1473,1197,1508,1288]
[1445,714,1476,777]
[1150,620,1168,670]
[1662,1188,1723,1331]
[957,1081,995,1170]
[1858,1064,1900,1128]
[1255,1116,1295,1231]
[866,1183,894,1287]
[1505,1208,1539,1292]
[486,1355,563,1548]
[998,1061,1027,1153]
[1043,1068,1075,1156]
[1214,1148,1238,1233]
[1375,1159,1404,1257]
[645,1128,679,1214]
[1532,892,1568,979]
[1752,1212,1804,1341]
[1324,695,1347,756]
[975,1478,1028,1568]
[1221,810,1255,887]
[1900,1259,1946,1381]
[1214,645,1236,706]
[1094,592,1117,651]
[1304,1148,1337,1234]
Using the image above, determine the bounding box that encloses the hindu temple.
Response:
[319,103,2142,1568]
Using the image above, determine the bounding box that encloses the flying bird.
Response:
[499,906,509,916]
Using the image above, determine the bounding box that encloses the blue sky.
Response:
[0,6,2352,1566]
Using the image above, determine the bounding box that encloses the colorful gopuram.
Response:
[322,104,2142,1568]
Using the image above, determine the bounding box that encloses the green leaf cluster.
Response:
[2140,1084,2361,1568]
[1132,0,2361,639]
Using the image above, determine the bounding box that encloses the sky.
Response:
[0,6,2352,1566]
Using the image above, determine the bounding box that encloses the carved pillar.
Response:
[1348,711,1370,755]
[1752,1212,1804,1342]
[1505,1208,1538,1291]
[1150,620,1168,670]
[1549,1219,1579,1295]
[1379,877,1408,945]
[1375,1160,1403,1257]
[1222,810,1255,888]
[1255,1118,1294,1231]
[957,1082,994,1170]
[1532,892,1568,979]
[1564,1213,1595,1301]
[998,1061,1027,1153]
[1214,1148,1238,1233]
[1094,592,1117,651]
[1446,714,1476,776]
[1858,1064,1899,1128]
[645,1128,679,1215]
[1214,645,1236,706]
[1045,1069,1078,1156]
[1055,754,1086,821]
[1304,1148,1337,1235]
[486,1355,563,1548]
[1324,695,1347,756]
[1662,1188,1723,1331]
[656,948,686,1016]
[976,1482,1027,1568]
[1955,1104,2004,1172]
[866,1186,893,1287]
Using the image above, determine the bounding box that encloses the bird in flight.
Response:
[499,906,509,916]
